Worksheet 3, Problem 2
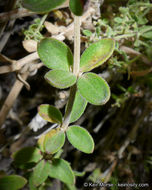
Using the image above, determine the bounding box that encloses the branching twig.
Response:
[62,16,81,130]
[0,52,39,74]
[0,8,34,23]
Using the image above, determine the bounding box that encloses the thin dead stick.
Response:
[0,19,16,52]
[120,46,151,65]
[130,67,152,77]
[0,0,18,50]
[16,52,39,69]
[0,8,34,23]
[0,53,15,63]
[0,52,39,74]
[0,72,28,128]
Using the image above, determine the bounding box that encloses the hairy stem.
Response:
[34,14,48,36]
[62,85,77,130]
[73,16,81,76]
[62,16,81,130]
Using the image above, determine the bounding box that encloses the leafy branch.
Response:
[4,0,115,189]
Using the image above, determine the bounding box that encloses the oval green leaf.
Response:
[38,129,65,154]
[12,147,42,165]
[77,72,110,105]
[69,0,83,16]
[22,0,66,13]
[66,125,94,153]
[45,70,77,89]
[80,38,115,72]
[44,130,65,154]
[30,160,50,187]
[38,104,62,124]
[38,38,73,71]
[48,159,75,184]
[0,175,27,190]
[68,91,87,123]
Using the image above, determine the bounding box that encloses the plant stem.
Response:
[34,14,48,36]
[129,3,152,7]
[62,16,81,130]
[73,16,81,76]
[62,84,77,130]
[115,33,137,40]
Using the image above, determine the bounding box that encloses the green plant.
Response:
[0,175,27,190]
[11,0,115,189]
[23,17,45,41]
[83,0,152,69]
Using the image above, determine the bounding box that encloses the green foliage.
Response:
[66,125,94,153]
[43,131,65,154]
[110,176,119,190]
[73,170,85,177]
[112,85,136,107]
[77,72,110,105]
[38,129,65,154]
[45,70,77,89]
[88,168,101,183]
[13,1,116,187]
[83,0,152,62]
[30,160,50,187]
[23,18,44,41]
[48,159,75,184]
[80,39,115,72]
[10,0,152,188]
[38,104,62,124]
[68,91,87,123]
[22,0,66,13]
[13,147,42,165]
[35,33,113,186]
[37,38,73,71]
[69,0,83,16]
[0,175,27,190]
[82,29,93,37]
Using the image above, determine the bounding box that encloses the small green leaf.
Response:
[13,147,42,165]
[30,160,50,187]
[38,104,62,124]
[38,38,73,71]
[82,30,92,37]
[69,91,87,123]
[73,171,85,177]
[44,130,65,154]
[22,0,66,13]
[69,0,83,16]
[38,129,65,154]
[77,72,110,105]
[66,125,94,153]
[45,70,77,89]
[0,175,27,190]
[141,31,152,39]
[48,159,75,184]
[80,38,115,72]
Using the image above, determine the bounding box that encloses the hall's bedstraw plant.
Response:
[8,0,115,189]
